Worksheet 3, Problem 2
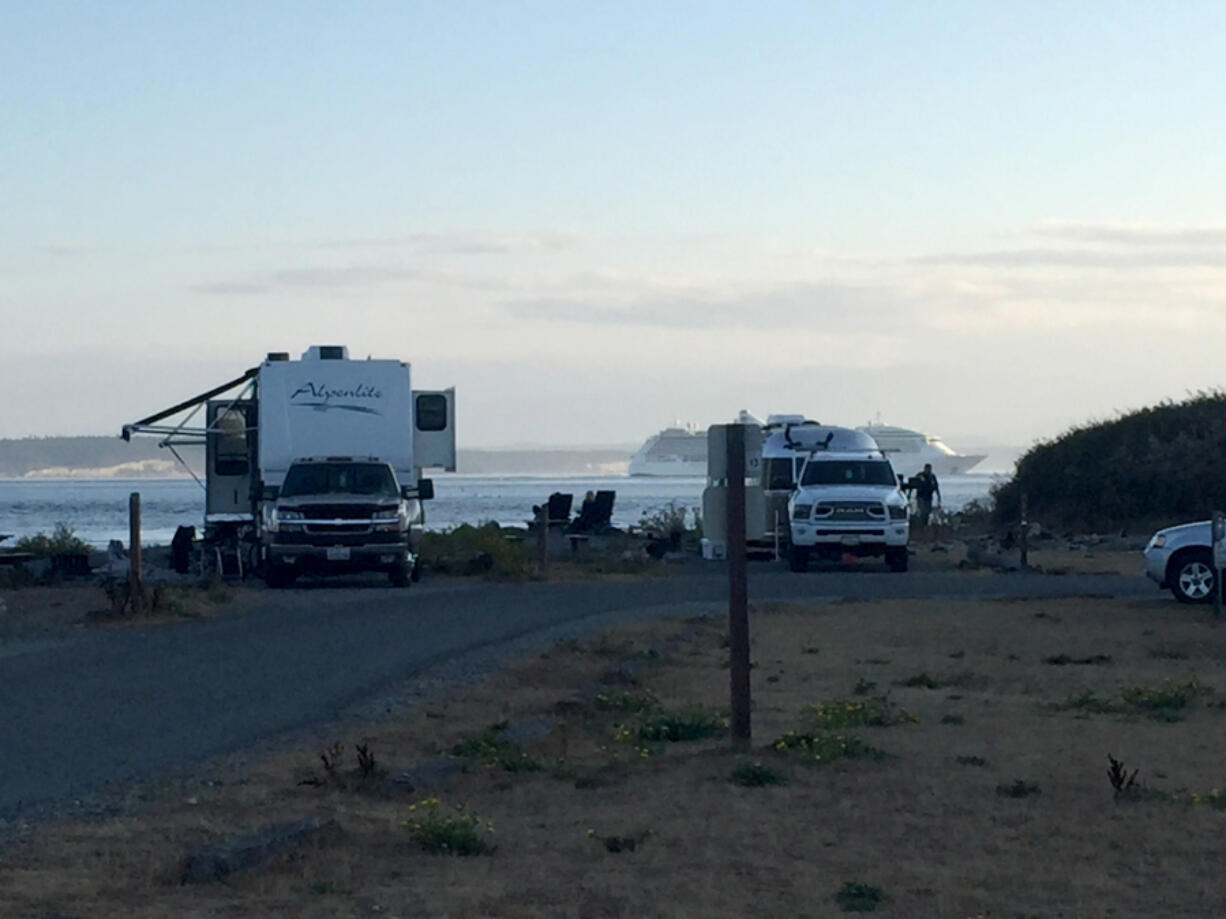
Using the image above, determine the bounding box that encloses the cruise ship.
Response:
[856,424,986,478]
[629,418,986,479]
[627,423,707,477]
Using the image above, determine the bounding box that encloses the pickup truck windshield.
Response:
[801,460,896,487]
[280,462,398,498]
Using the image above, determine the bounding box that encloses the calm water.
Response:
[0,475,998,548]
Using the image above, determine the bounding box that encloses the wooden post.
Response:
[129,492,145,614]
[726,424,751,749]
[1019,492,1029,570]
[536,503,549,576]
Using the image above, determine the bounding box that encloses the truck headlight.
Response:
[792,505,812,520]
[888,505,907,520]
[271,509,304,533]
[373,506,403,532]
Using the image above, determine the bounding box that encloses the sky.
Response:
[4,1,1226,450]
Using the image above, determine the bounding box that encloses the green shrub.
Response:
[637,502,698,539]
[418,523,530,579]
[991,389,1226,530]
[15,523,91,558]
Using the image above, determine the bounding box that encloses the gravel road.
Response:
[0,564,1155,822]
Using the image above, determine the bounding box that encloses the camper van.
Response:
[122,346,455,587]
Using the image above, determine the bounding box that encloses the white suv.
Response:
[787,450,910,572]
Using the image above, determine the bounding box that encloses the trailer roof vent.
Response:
[266,351,290,362]
[303,345,349,361]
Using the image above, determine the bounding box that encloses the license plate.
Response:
[841,536,860,547]
[326,547,351,561]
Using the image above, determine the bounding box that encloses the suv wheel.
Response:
[789,545,810,573]
[885,547,909,573]
[1170,550,1216,604]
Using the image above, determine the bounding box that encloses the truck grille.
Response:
[816,502,884,521]
[298,504,383,519]
[307,523,369,534]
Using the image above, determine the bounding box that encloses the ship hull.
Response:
[627,457,707,477]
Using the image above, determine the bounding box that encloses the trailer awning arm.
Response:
[121,367,258,441]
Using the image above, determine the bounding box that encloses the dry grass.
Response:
[5,594,1226,918]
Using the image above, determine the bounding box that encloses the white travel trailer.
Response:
[122,346,455,586]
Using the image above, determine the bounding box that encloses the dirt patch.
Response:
[0,580,245,643]
[4,595,1226,918]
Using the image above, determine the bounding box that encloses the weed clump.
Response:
[1062,679,1213,722]
[403,798,493,855]
[1120,679,1211,721]
[620,706,728,744]
[834,881,886,912]
[772,731,887,765]
[803,697,917,729]
[592,690,658,714]
[852,677,876,696]
[729,760,787,787]
[996,779,1041,799]
[896,672,944,689]
[452,725,542,772]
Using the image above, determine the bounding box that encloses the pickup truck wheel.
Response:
[1170,550,1215,604]
[389,559,412,588]
[788,545,810,573]
[264,564,293,589]
[885,547,909,573]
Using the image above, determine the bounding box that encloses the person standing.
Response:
[912,463,940,527]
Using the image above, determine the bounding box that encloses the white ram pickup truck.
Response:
[787,447,910,573]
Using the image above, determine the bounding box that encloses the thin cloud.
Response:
[1033,220,1226,247]
[912,248,1226,269]
[271,266,417,288]
[189,281,272,296]
[311,230,588,255]
[505,282,919,332]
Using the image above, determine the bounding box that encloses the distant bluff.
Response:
[992,391,1226,532]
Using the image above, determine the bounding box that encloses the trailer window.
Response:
[416,394,448,432]
[213,408,249,477]
[763,458,795,491]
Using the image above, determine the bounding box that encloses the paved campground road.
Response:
[0,565,1157,822]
